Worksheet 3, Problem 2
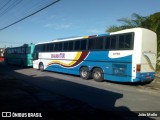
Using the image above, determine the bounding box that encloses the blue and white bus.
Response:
[33,28,157,82]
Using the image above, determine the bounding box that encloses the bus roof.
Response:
[36,28,155,45]
[6,43,34,49]
[36,33,110,45]
[110,27,155,35]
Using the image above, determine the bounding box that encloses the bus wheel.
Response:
[39,63,44,71]
[80,67,91,80]
[92,68,104,82]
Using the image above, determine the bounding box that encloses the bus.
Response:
[4,43,35,67]
[32,28,157,82]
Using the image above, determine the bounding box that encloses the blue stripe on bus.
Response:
[45,51,134,82]
[86,51,132,63]
[98,33,110,37]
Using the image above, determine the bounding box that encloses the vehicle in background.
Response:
[32,28,157,82]
[4,43,35,67]
[0,48,5,62]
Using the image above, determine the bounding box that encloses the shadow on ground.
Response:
[0,63,155,120]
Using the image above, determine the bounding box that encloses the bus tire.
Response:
[39,62,44,71]
[92,68,104,82]
[80,67,91,80]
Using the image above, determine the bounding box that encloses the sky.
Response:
[0,0,160,48]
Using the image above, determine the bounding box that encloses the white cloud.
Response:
[44,23,71,29]
[44,24,53,27]
[56,24,71,29]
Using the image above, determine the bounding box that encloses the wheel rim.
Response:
[40,64,44,70]
[81,70,88,77]
[94,71,101,79]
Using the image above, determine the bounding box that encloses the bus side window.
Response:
[95,37,104,50]
[63,42,68,51]
[54,43,59,51]
[45,44,48,52]
[88,38,95,50]
[118,35,125,49]
[22,48,25,54]
[118,33,132,50]
[49,44,54,51]
[44,44,47,52]
[14,48,17,54]
[68,41,73,51]
[39,44,43,52]
[19,48,22,54]
[80,39,87,51]
[125,34,132,49]
[26,47,31,54]
[110,36,117,50]
[105,37,111,50]
[10,49,12,54]
[58,42,63,51]
[41,44,45,52]
[12,49,14,54]
[46,44,50,52]
[52,44,55,51]
[74,40,80,51]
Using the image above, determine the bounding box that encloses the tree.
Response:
[106,25,131,32]
[106,13,147,32]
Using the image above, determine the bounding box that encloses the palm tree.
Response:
[106,13,147,32]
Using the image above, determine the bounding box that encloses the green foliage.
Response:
[143,12,160,32]
[106,13,147,32]
[118,13,147,27]
[106,25,132,32]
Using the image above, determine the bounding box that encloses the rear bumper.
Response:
[133,72,155,82]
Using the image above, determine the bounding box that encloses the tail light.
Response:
[136,64,141,72]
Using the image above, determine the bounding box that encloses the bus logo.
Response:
[51,53,65,58]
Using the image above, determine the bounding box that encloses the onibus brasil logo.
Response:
[2,112,42,118]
